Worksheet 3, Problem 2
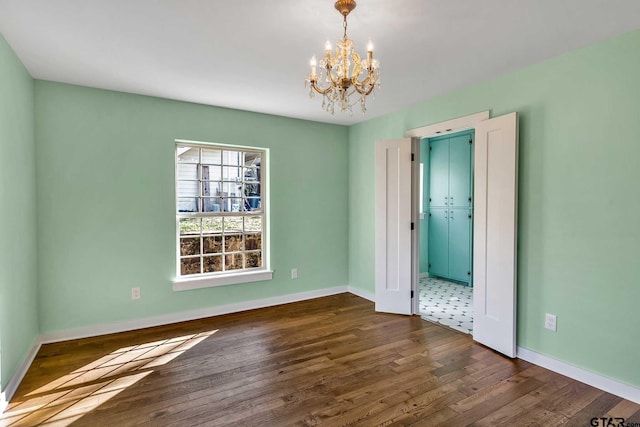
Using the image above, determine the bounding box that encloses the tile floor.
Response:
[419,276,473,335]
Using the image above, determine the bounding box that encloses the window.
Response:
[174,142,270,289]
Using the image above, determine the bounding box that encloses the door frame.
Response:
[405,111,490,315]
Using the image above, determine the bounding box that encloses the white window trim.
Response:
[173,270,273,291]
[173,139,271,290]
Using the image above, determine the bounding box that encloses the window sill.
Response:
[173,270,273,291]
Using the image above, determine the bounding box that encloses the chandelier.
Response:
[305,0,380,115]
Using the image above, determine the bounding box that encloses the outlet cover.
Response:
[132,287,141,300]
[544,313,557,331]
[291,268,298,279]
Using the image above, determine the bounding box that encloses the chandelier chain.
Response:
[343,15,348,39]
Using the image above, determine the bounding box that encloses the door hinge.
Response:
[411,153,415,161]
[428,263,431,268]
[469,139,473,144]
[429,146,432,151]
[411,290,415,298]
[411,222,415,230]
[429,212,432,217]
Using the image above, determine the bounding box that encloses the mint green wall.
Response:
[0,34,39,391]
[349,29,640,388]
[35,81,348,333]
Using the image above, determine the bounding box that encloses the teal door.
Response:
[429,140,449,207]
[428,208,448,277]
[448,208,472,282]
[448,134,472,208]
[427,130,473,285]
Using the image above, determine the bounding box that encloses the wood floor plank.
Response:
[1,293,638,426]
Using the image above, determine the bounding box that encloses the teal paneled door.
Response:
[427,130,473,285]
[448,208,472,282]
[429,139,449,208]
[428,208,449,277]
[448,134,472,208]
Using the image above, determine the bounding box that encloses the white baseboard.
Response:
[40,285,349,344]
[517,346,640,404]
[1,336,42,412]
[348,286,375,302]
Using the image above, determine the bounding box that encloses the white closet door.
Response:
[473,112,519,357]
[375,139,413,314]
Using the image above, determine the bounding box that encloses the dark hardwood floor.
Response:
[2,293,639,426]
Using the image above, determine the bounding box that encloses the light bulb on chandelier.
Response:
[305,0,380,115]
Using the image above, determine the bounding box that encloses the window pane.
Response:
[224,216,243,232]
[244,181,260,197]
[244,152,260,166]
[245,197,260,212]
[245,233,261,250]
[177,147,199,163]
[203,255,222,273]
[225,234,243,252]
[181,258,201,275]
[222,182,242,198]
[180,237,200,256]
[201,181,221,198]
[177,163,198,180]
[203,236,222,254]
[177,198,199,213]
[202,198,222,212]
[223,166,241,181]
[246,252,262,268]
[244,167,259,182]
[225,253,243,270]
[177,181,199,198]
[179,218,200,235]
[202,217,222,233]
[223,151,242,166]
[203,165,222,181]
[245,216,262,232]
[201,148,222,164]
[223,198,243,212]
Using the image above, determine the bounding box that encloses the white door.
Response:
[473,112,519,357]
[375,138,413,314]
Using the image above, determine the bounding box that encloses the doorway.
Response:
[417,130,474,335]
[376,111,519,357]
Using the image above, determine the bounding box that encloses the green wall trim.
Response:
[348,29,640,389]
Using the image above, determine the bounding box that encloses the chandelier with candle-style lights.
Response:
[305,0,380,115]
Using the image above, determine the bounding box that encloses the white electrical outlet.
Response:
[291,268,298,279]
[544,313,557,331]
[132,287,141,300]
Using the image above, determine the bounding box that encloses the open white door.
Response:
[375,138,412,314]
[473,112,519,357]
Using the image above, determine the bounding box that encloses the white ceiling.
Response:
[1,1,639,126]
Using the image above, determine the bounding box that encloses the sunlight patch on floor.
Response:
[0,330,217,427]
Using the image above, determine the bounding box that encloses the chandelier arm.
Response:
[352,81,374,95]
[310,79,335,96]
[354,82,376,96]
[351,70,376,90]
